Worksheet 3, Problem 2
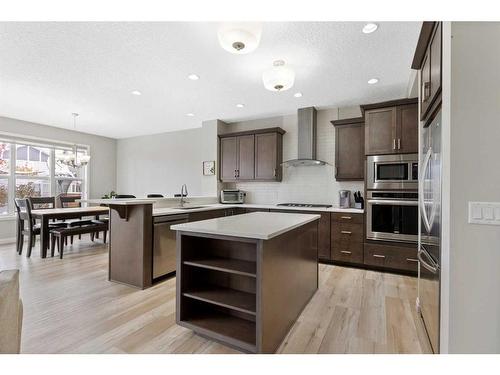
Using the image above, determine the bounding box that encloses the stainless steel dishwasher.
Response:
[153,214,188,279]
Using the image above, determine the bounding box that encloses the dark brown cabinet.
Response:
[363,242,418,273]
[220,135,255,181]
[219,128,285,183]
[362,99,418,155]
[255,132,282,180]
[397,104,418,153]
[330,212,364,265]
[220,137,238,181]
[331,117,364,181]
[412,22,442,123]
[271,209,331,260]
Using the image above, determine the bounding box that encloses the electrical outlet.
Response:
[468,202,500,225]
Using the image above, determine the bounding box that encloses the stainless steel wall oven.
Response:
[366,190,418,243]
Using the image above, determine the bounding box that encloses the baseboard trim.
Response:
[0,237,16,245]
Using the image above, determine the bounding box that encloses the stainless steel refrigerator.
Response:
[418,109,442,353]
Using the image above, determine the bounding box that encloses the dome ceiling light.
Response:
[262,60,295,92]
[217,23,262,54]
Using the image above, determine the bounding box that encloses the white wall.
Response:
[445,22,500,353]
[116,127,207,198]
[220,107,365,205]
[0,116,117,241]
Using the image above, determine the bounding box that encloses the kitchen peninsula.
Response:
[171,212,320,353]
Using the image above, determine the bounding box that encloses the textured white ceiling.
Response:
[0,22,421,139]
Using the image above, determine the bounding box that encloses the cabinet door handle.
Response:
[406,258,419,263]
[340,250,352,255]
[393,139,396,150]
[237,169,240,178]
[373,254,386,259]
[398,138,401,150]
[341,230,352,234]
[341,216,352,220]
[273,168,276,177]
[234,169,237,178]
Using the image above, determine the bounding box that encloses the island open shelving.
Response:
[173,212,320,353]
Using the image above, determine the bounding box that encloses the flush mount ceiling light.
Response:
[186,113,195,117]
[362,23,378,34]
[217,23,262,54]
[236,104,245,108]
[294,92,303,98]
[262,60,295,92]
[368,78,379,84]
[131,90,142,96]
[187,74,199,81]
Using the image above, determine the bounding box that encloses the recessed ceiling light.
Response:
[294,92,303,98]
[362,23,378,34]
[236,104,245,108]
[186,113,195,117]
[368,78,379,85]
[188,74,199,81]
[131,90,142,96]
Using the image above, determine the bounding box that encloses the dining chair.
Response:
[14,198,39,257]
[58,194,96,244]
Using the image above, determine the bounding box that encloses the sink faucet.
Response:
[180,184,189,207]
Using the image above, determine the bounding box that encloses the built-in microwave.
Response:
[366,154,418,190]
[220,189,246,204]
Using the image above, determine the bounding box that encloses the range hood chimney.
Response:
[282,107,327,167]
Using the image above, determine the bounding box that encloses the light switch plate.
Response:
[469,202,500,225]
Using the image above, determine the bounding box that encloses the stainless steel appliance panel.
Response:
[366,190,419,243]
[418,110,442,353]
[153,214,188,279]
[367,154,418,190]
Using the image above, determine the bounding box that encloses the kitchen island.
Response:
[171,212,320,353]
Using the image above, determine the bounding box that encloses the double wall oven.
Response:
[366,154,419,244]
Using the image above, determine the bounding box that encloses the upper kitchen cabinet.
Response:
[219,134,256,181]
[331,117,364,181]
[219,127,285,182]
[255,132,283,180]
[361,98,418,155]
[412,22,442,123]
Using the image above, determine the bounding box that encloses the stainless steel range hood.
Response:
[282,107,327,167]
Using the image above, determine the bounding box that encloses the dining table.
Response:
[30,206,109,258]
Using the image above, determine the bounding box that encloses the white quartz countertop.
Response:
[152,203,363,216]
[80,199,155,205]
[170,212,321,240]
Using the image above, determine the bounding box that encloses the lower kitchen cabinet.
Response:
[188,209,227,222]
[364,242,419,273]
[330,212,364,265]
[271,209,331,261]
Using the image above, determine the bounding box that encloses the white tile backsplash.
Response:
[221,107,365,206]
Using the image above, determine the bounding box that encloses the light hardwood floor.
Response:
[0,238,432,354]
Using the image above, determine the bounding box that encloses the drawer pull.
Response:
[341,230,352,234]
[340,250,352,255]
[406,258,419,263]
[341,216,352,220]
[373,254,386,259]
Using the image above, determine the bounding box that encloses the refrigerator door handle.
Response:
[418,245,439,274]
[419,147,433,233]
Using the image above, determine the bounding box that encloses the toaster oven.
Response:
[220,189,245,204]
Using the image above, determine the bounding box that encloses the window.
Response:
[0,137,89,216]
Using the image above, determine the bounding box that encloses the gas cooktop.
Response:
[277,203,333,208]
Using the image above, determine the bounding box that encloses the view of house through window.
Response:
[0,139,89,215]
